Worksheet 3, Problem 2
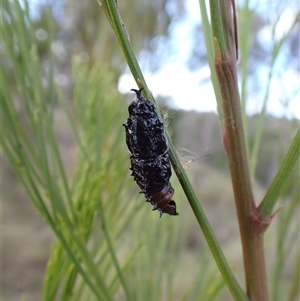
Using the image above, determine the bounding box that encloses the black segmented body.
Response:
[123,88,178,217]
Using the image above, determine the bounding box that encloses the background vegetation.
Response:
[1,0,299,300]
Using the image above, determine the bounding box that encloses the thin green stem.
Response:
[259,129,300,218]
[198,0,223,124]
[238,2,252,157]
[99,1,248,299]
[168,140,248,301]
[51,225,111,301]
[249,12,300,178]
[99,0,148,92]
[98,200,132,301]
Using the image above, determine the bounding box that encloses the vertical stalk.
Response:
[211,1,270,300]
[99,1,248,299]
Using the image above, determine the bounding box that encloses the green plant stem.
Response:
[98,200,132,300]
[99,1,248,299]
[238,2,252,156]
[168,140,248,301]
[98,0,148,92]
[198,0,223,123]
[249,12,300,178]
[259,128,300,218]
[210,1,269,300]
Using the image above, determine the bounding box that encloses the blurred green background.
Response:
[1,0,299,300]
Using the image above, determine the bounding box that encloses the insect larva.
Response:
[123,88,178,217]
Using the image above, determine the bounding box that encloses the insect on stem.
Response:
[123,88,178,217]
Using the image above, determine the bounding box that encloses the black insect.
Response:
[123,88,178,217]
